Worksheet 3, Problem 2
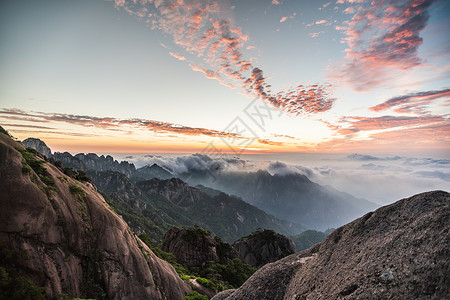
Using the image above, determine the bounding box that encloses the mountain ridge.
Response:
[2,131,191,299]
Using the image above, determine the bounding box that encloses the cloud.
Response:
[267,161,315,177]
[414,170,450,181]
[330,0,437,91]
[310,31,325,38]
[0,108,244,139]
[169,52,186,60]
[110,0,334,116]
[120,152,449,205]
[280,16,288,23]
[129,152,250,173]
[369,88,450,114]
[347,153,403,161]
[272,0,281,5]
[322,114,447,136]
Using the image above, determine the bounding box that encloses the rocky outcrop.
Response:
[0,131,191,299]
[213,191,450,300]
[52,151,136,177]
[22,137,52,158]
[161,227,237,268]
[233,229,296,268]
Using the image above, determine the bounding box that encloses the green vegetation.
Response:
[182,291,208,300]
[139,229,256,294]
[139,233,190,278]
[63,168,91,182]
[290,230,328,252]
[190,258,256,289]
[183,227,211,241]
[0,248,46,300]
[0,266,46,300]
[69,185,86,201]
[17,147,57,195]
[0,126,10,136]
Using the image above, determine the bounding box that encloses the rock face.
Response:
[22,137,53,158]
[233,229,296,268]
[52,151,136,177]
[213,191,450,300]
[161,227,237,268]
[0,132,191,299]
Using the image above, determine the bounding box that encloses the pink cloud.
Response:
[169,52,186,60]
[280,16,288,23]
[112,0,335,116]
[310,31,325,38]
[272,0,281,5]
[370,88,450,114]
[330,0,437,91]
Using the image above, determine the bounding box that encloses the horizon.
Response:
[1,0,449,157]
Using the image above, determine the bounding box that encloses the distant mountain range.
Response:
[87,170,305,243]
[179,170,378,230]
[23,137,377,232]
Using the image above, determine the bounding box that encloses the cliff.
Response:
[0,130,190,299]
[22,137,52,158]
[213,191,450,300]
[233,229,296,268]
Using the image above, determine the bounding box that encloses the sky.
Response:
[0,0,449,157]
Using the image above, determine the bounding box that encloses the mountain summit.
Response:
[213,190,450,300]
[0,129,190,299]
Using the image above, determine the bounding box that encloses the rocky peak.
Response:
[22,137,52,158]
[233,229,296,268]
[131,163,173,182]
[161,227,237,268]
[138,178,202,205]
[213,191,450,300]
[0,132,191,299]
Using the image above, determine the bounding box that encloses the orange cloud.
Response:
[169,52,186,60]
[0,108,243,139]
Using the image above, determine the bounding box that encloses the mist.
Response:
[113,152,449,205]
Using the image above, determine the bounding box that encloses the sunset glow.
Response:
[0,0,449,156]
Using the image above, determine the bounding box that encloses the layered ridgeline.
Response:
[87,170,305,243]
[23,137,377,231]
[213,191,450,300]
[1,130,191,299]
[23,138,305,243]
[181,170,378,230]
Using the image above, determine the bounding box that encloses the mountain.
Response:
[131,163,174,182]
[212,191,450,300]
[0,129,191,299]
[290,230,328,252]
[86,170,306,243]
[182,170,378,230]
[157,227,256,297]
[23,138,376,231]
[22,137,53,158]
[52,151,136,177]
[161,227,238,268]
[233,229,296,268]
